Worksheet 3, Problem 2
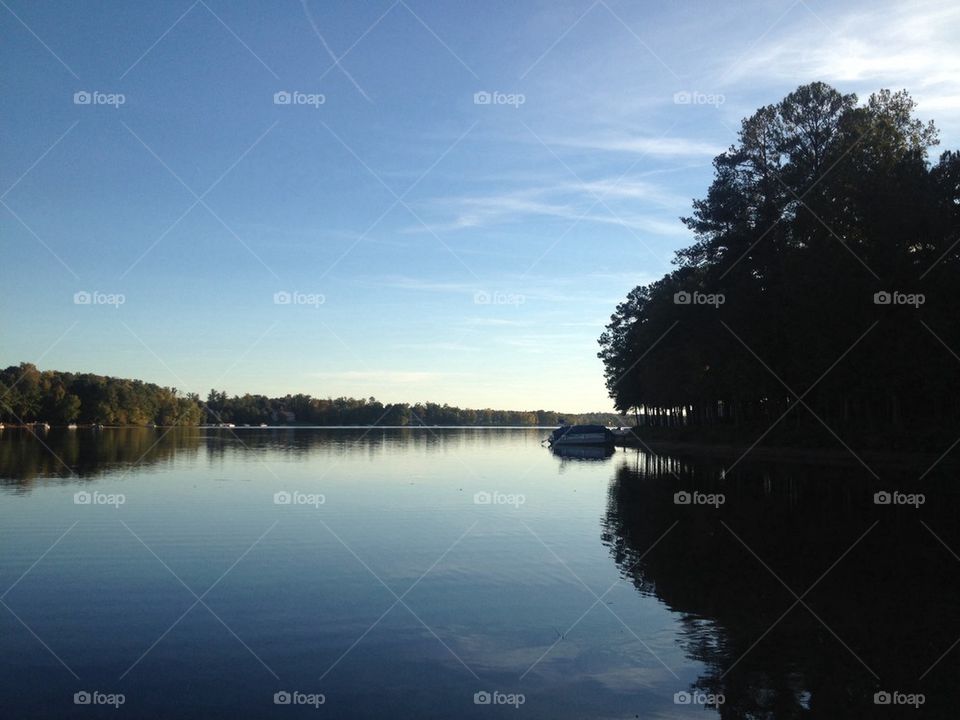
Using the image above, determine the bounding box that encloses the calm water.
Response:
[0,428,957,719]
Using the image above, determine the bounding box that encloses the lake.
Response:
[0,427,957,718]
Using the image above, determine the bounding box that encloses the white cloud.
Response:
[465,317,532,327]
[411,184,689,237]
[716,0,960,132]
[368,276,477,294]
[552,134,724,158]
[560,178,690,208]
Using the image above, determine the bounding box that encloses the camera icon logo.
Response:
[273,91,292,105]
[274,691,292,705]
[673,491,691,505]
[874,691,891,705]
[274,491,292,505]
[74,491,92,505]
[273,291,291,305]
[873,491,891,505]
[74,691,92,704]
[873,291,891,305]
[73,91,92,105]
[473,91,491,105]
[74,291,92,305]
[673,291,691,304]
[473,491,492,505]
[673,91,692,104]
[474,691,491,705]
[674,691,692,704]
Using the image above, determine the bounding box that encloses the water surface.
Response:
[0,428,957,718]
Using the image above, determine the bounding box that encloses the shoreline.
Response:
[5,424,955,469]
[615,436,956,470]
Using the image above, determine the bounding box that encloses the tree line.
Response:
[0,363,203,426]
[0,363,624,427]
[202,389,621,426]
[599,83,960,450]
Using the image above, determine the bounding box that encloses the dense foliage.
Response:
[0,364,203,425]
[201,390,622,426]
[599,83,960,447]
[0,364,623,427]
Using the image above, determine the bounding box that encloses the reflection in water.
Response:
[602,450,960,718]
[550,444,616,462]
[4,429,959,718]
[0,427,549,487]
[0,428,201,487]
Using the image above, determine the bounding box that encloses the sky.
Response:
[2,0,959,412]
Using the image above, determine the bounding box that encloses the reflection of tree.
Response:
[602,452,960,719]
[0,428,202,488]
[0,427,540,488]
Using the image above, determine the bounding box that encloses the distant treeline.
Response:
[0,364,625,427]
[599,83,960,449]
[0,364,204,426]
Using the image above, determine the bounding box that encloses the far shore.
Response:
[5,423,956,470]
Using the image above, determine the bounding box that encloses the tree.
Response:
[599,83,958,449]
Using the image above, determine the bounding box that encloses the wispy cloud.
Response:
[366,273,652,306]
[365,276,477,294]
[419,191,578,232]
[716,0,960,129]
[550,134,724,158]
[392,342,478,352]
[465,318,532,327]
[559,178,690,207]
[308,370,469,384]
[409,184,690,237]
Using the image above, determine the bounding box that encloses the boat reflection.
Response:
[550,443,616,461]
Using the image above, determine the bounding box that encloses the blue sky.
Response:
[2,0,959,411]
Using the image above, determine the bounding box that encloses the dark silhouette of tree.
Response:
[599,82,959,450]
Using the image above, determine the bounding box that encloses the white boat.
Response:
[547,425,616,446]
